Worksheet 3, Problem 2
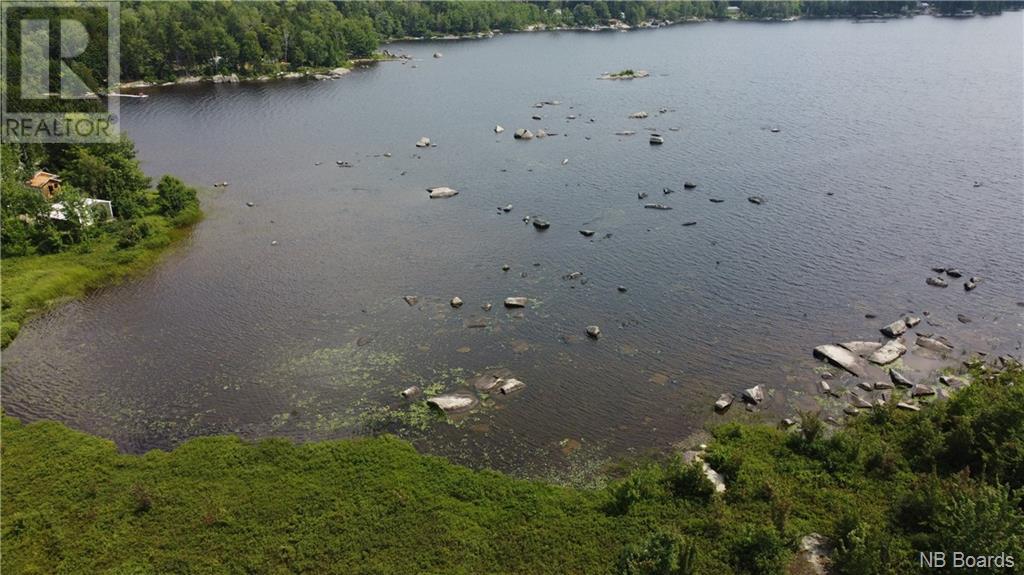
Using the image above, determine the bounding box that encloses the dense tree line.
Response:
[5,1,1020,86]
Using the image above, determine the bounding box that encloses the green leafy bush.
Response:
[665,458,714,503]
[618,529,696,575]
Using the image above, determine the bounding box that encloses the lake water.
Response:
[4,15,1022,475]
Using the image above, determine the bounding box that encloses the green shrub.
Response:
[665,458,714,503]
[727,525,788,575]
[617,529,696,575]
[798,409,825,444]
[607,465,665,515]
[116,220,153,249]
[832,512,914,575]
[156,175,199,217]
[931,482,1024,561]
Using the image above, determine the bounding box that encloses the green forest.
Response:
[4,1,1018,85]
[3,361,1022,574]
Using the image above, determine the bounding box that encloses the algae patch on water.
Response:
[264,343,472,436]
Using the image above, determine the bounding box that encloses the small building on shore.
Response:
[26,171,62,200]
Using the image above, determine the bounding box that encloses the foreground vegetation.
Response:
[1,142,201,347]
[3,362,1021,574]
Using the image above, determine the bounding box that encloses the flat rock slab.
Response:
[427,394,478,413]
[813,344,866,377]
[916,335,954,353]
[868,339,907,365]
[838,341,883,356]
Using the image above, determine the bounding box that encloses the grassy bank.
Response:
[0,211,197,348]
[3,363,1021,574]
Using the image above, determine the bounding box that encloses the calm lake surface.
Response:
[4,15,1023,474]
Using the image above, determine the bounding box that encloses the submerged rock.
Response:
[644,203,672,210]
[494,124,505,133]
[904,316,922,328]
[427,394,477,413]
[926,276,948,288]
[504,297,528,308]
[401,386,421,398]
[450,296,464,308]
[683,182,697,189]
[813,344,866,377]
[628,111,649,119]
[748,196,765,205]
[532,219,551,230]
[403,295,419,306]
[468,373,504,392]
[586,325,601,339]
[513,128,535,140]
[415,137,431,147]
[579,229,596,237]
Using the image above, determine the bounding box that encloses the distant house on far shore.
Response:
[26,171,62,200]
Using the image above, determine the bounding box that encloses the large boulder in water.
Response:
[427,186,459,199]
[880,319,908,338]
[499,378,526,394]
[742,384,766,404]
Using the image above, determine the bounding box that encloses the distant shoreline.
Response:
[114,8,1019,92]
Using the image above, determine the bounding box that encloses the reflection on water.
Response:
[3,16,1023,473]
